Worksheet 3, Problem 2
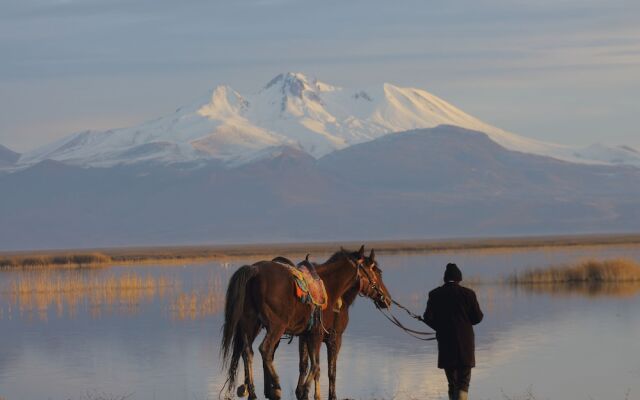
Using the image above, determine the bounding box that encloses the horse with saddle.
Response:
[221,245,392,400]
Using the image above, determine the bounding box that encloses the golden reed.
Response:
[507,258,640,298]
[1,271,180,320]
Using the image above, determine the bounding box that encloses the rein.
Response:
[375,296,437,341]
[350,257,436,341]
[390,298,426,322]
[376,304,436,341]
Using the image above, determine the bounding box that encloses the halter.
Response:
[347,255,436,341]
[348,256,387,305]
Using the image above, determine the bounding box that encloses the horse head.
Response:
[344,245,391,309]
[357,247,391,309]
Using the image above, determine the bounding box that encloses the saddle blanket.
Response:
[288,264,328,311]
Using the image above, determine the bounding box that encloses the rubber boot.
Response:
[458,390,468,400]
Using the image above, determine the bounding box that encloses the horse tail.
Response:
[221,264,257,392]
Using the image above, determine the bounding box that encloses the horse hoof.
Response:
[296,388,309,400]
[273,388,282,399]
[237,384,248,398]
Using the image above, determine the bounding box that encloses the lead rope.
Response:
[390,298,426,322]
[375,303,436,341]
[352,259,436,341]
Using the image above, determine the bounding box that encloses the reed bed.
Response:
[506,258,640,298]
[169,276,225,320]
[508,258,640,284]
[0,269,227,321]
[0,252,112,269]
[2,233,640,269]
[2,271,181,319]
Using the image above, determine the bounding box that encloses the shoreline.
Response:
[2,233,640,269]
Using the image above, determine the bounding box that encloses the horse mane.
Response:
[326,248,358,263]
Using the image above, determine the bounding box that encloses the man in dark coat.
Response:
[423,263,483,400]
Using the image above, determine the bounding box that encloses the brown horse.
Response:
[295,249,390,400]
[221,246,390,400]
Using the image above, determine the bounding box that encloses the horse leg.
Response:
[301,333,322,400]
[327,334,342,400]
[241,323,260,400]
[259,329,283,399]
[259,326,285,400]
[296,335,310,400]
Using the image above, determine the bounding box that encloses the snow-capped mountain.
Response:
[4,125,640,250]
[16,72,640,168]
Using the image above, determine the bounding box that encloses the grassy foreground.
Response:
[2,233,640,269]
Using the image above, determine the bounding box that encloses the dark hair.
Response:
[444,263,462,282]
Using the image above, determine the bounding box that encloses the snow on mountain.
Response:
[5,126,640,249]
[572,143,640,165]
[17,72,640,168]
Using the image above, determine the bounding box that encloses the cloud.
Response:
[1,0,639,150]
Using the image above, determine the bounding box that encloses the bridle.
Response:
[349,255,436,342]
[348,256,388,306]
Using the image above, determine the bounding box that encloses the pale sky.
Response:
[1,0,639,152]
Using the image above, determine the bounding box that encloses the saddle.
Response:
[272,256,328,311]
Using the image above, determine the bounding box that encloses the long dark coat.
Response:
[423,282,483,369]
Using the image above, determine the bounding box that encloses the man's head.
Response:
[444,263,462,282]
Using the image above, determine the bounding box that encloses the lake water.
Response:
[1,246,640,400]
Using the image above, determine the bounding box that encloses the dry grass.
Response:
[507,258,640,298]
[2,233,640,269]
[0,269,228,321]
[2,271,180,320]
[169,276,225,320]
[508,258,640,284]
[0,252,112,269]
[168,289,223,320]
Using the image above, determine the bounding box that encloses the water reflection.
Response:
[0,248,639,400]
[510,281,640,298]
[168,276,225,321]
[1,271,178,321]
[0,269,227,322]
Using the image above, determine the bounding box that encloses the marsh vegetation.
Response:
[508,258,640,284]
[506,258,640,297]
[1,245,639,399]
[0,270,224,321]
[2,234,640,269]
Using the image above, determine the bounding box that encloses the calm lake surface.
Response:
[1,246,640,400]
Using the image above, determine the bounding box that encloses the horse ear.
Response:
[370,249,376,261]
[358,245,365,256]
[305,254,310,262]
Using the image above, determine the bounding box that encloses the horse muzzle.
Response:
[375,294,391,309]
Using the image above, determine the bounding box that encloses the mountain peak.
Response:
[199,85,248,119]
[263,72,337,97]
[15,73,640,169]
[265,72,311,89]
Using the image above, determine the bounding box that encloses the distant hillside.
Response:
[1,126,639,250]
